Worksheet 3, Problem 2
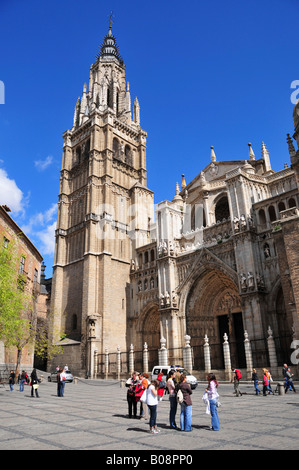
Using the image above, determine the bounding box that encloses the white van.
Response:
[151,365,198,389]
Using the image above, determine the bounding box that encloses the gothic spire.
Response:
[97,17,123,64]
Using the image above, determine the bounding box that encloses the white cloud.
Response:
[35,220,57,255]
[0,168,26,215]
[34,155,53,171]
[20,203,57,256]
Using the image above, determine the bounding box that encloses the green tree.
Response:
[0,236,35,377]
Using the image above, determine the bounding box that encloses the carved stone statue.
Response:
[89,321,96,338]
[247,272,254,289]
[233,216,240,232]
[240,273,247,290]
[264,244,271,258]
[172,290,178,307]
[256,274,265,290]
[240,214,247,229]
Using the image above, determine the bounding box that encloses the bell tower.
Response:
[50,21,154,375]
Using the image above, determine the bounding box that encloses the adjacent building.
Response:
[0,205,43,373]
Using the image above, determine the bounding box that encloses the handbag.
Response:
[33,384,39,390]
[177,389,184,404]
[202,392,210,414]
[140,389,147,403]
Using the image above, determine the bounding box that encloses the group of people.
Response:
[9,368,40,397]
[126,369,220,434]
[234,365,297,396]
[251,368,274,396]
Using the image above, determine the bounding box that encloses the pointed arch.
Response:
[135,301,160,351]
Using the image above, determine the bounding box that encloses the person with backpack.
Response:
[232,369,242,396]
[176,374,192,431]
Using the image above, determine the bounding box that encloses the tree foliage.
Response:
[0,237,35,372]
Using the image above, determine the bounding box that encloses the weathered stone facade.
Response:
[50,24,299,377]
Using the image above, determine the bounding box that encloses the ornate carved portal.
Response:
[185,267,245,369]
[136,302,160,348]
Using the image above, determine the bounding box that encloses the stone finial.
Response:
[210,146,216,162]
[172,182,183,204]
[248,143,255,161]
[181,174,186,189]
[133,97,140,125]
[261,141,272,172]
[267,326,273,338]
[287,133,296,161]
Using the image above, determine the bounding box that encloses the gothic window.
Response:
[125,145,132,166]
[258,209,266,225]
[116,92,119,115]
[107,88,111,108]
[113,138,120,158]
[144,251,149,264]
[83,139,90,159]
[288,197,296,208]
[215,196,230,222]
[268,205,276,222]
[150,249,155,262]
[76,146,81,164]
[278,201,286,212]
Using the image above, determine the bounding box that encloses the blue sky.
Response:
[0,0,298,278]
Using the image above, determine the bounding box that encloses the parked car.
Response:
[151,365,198,389]
[48,370,74,383]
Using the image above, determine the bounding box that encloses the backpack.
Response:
[159,380,166,389]
[235,369,241,380]
[177,389,184,404]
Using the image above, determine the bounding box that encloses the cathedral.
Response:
[49,22,299,378]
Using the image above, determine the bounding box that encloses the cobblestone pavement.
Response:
[0,378,298,451]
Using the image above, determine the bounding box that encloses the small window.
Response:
[19,256,25,275]
[3,237,9,248]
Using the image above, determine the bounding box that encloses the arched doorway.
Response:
[137,303,160,371]
[185,267,245,370]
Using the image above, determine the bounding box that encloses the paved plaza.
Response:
[0,377,298,452]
